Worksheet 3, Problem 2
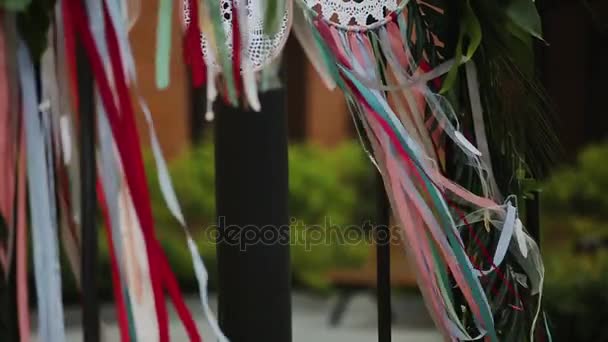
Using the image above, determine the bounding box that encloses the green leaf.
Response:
[440,34,462,94]
[462,1,482,60]
[440,1,481,93]
[0,0,31,11]
[505,0,543,40]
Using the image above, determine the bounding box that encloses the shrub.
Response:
[543,143,608,220]
[145,140,375,290]
[543,251,608,342]
[541,141,608,341]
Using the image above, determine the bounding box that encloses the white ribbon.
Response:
[465,61,503,200]
[18,38,66,342]
[138,98,228,342]
[236,0,261,111]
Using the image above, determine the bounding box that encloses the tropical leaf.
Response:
[441,0,481,93]
[470,0,560,194]
[504,0,543,40]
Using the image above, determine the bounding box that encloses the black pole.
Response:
[189,78,207,145]
[77,36,99,341]
[215,87,292,342]
[0,239,18,341]
[376,175,391,342]
[526,190,541,249]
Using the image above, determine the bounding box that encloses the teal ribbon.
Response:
[207,0,237,105]
[155,0,172,89]
[341,66,498,341]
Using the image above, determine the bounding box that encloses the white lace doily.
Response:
[183,0,291,72]
[303,0,405,30]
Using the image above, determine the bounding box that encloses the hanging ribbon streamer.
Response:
[139,97,228,342]
[156,0,173,89]
[65,0,201,340]
[235,0,261,111]
[97,181,133,342]
[97,104,139,342]
[184,0,206,87]
[291,7,336,90]
[465,61,503,200]
[16,126,29,342]
[62,0,228,340]
[18,37,66,342]
[293,0,548,339]
[0,18,16,276]
[110,0,228,338]
[1,18,32,335]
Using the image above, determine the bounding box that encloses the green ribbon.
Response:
[155,0,172,89]
[124,289,138,341]
[207,0,237,105]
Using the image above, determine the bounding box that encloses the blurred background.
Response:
[50,0,608,341]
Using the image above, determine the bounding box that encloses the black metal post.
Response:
[77,37,99,341]
[0,242,18,340]
[215,88,292,342]
[376,175,391,342]
[526,191,541,249]
[189,79,207,145]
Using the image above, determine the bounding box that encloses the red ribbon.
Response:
[65,0,202,340]
[185,0,207,87]
[231,0,242,98]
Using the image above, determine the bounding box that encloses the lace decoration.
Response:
[303,0,400,28]
[183,0,291,72]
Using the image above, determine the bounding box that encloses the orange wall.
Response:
[304,58,350,147]
[129,0,190,160]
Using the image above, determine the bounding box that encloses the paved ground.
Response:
[39,292,441,341]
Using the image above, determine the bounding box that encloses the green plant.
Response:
[541,142,608,341]
[543,251,608,342]
[288,142,375,289]
[543,143,608,220]
[145,140,375,290]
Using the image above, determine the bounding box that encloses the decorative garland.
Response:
[0,0,556,341]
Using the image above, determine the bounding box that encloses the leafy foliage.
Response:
[543,143,608,220]
[540,142,608,342]
[544,250,608,342]
[288,142,375,288]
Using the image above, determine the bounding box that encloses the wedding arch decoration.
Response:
[0,0,555,341]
